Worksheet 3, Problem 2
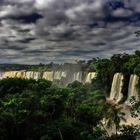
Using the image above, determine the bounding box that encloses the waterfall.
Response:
[16,71,26,78]
[0,70,97,85]
[3,71,17,78]
[52,71,83,84]
[109,73,124,103]
[42,71,54,81]
[33,72,42,80]
[0,63,97,85]
[126,74,139,105]
[25,71,34,79]
[85,72,96,83]
[72,72,83,82]
[54,71,62,80]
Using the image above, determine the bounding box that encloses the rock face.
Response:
[0,71,96,85]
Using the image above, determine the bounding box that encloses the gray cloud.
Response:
[0,0,140,64]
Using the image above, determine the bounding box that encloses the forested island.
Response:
[1,51,140,140]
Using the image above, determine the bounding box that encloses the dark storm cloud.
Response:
[17,37,36,43]
[4,13,43,23]
[0,0,140,64]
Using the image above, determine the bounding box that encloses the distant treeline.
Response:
[1,51,140,74]
[0,63,83,72]
[0,63,52,71]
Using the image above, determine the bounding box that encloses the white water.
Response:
[0,71,96,84]
[109,73,124,103]
[126,74,139,105]
[85,72,96,83]
[42,71,54,81]
[106,73,140,135]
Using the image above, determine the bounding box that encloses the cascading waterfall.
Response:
[54,71,63,80]
[106,73,140,134]
[73,72,83,82]
[126,74,139,105]
[61,71,67,78]
[3,71,17,78]
[109,73,124,103]
[25,71,34,79]
[0,71,96,84]
[42,71,54,81]
[16,71,25,78]
[85,72,97,83]
[1,71,140,102]
[33,72,42,80]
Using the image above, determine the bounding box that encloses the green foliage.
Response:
[0,63,52,71]
[0,78,107,140]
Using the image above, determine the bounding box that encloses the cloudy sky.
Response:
[0,0,140,64]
